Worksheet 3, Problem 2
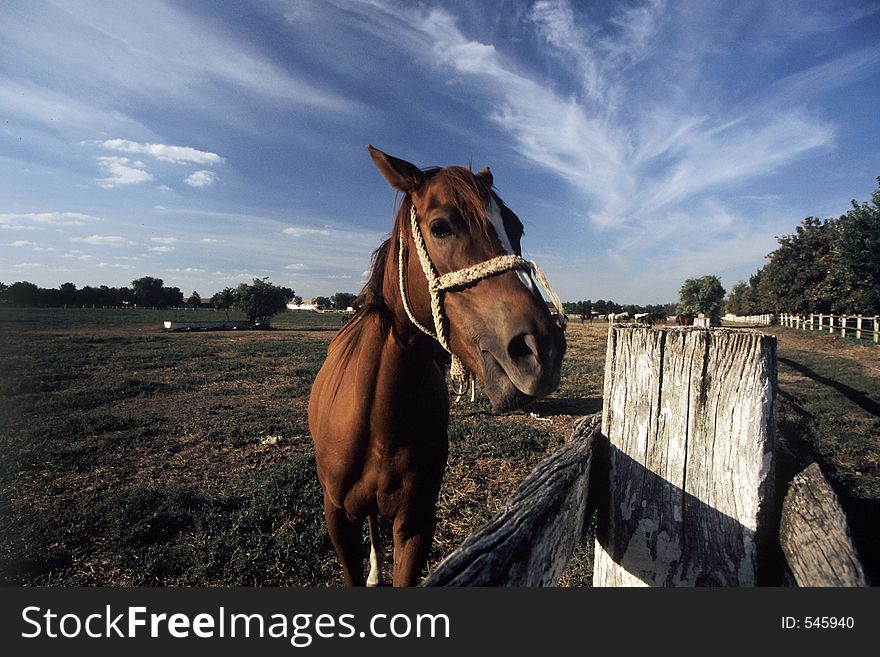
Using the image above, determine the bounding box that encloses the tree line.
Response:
[0,277,184,309]
[0,276,365,324]
[562,300,678,316]
[725,177,880,316]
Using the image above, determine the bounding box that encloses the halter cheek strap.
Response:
[399,203,567,400]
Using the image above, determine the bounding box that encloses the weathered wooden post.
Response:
[856,316,862,341]
[594,325,777,586]
[875,316,879,344]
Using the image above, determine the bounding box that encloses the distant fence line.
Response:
[723,313,774,326]
[779,313,879,344]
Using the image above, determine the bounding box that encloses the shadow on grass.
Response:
[779,356,880,417]
[526,396,603,416]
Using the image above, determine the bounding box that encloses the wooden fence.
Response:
[424,325,868,587]
[779,313,879,343]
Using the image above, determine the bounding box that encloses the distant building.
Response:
[287,298,319,311]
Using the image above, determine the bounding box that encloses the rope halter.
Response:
[398,203,567,400]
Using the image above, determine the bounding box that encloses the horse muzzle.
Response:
[480,320,565,411]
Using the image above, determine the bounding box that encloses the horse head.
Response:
[368,145,566,411]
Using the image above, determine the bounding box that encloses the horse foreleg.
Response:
[391,514,436,587]
[324,496,365,587]
[366,514,385,587]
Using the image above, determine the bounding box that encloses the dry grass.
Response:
[1,310,876,585]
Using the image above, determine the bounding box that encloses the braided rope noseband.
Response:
[398,203,567,400]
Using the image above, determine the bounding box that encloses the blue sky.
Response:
[2,0,879,304]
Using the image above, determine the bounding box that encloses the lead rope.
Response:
[399,204,566,402]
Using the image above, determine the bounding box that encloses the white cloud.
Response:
[99,139,224,165]
[282,226,330,237]
[200,238,223,243]
[62,252,98,261]
[96,156,153,188]
[284,263,308,270]
[150,237,178,244]
[184,170,217,188]
[149,246,175,253]
[70,234,135,247]
[0,212,97,227]
[96,262,134,269]
[9,240,37,247]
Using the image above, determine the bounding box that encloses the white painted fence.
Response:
[779,313,879,344]
[723,313,774,326]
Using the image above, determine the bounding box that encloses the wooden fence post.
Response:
[875,317,879,344]
[856,316,862,340]
[594,326,777,586]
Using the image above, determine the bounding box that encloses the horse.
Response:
[308,146,567,586]
[676,313,694,326]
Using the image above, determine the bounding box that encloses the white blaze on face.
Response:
[488,197,539,295]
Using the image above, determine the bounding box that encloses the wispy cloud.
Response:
[0,212,98,228]
[149,245,175,254]
[150,237,178,245]
[355,0,847,239]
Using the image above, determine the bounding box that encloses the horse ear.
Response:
[476,165,493,188]
[368,145,424,193]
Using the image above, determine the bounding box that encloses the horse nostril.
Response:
[507,333,539,363]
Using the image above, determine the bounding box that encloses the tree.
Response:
[758,217,846,314]
[60,282,78,306]
[331,291,357,311]
[187,291,202,309]
[678,275,726,323]
[837,177,880,314]
[211,287,237,319]
[160,286,183,308]
[5,281,41,306]
[235,278,292,324]
[313,296,332,310]
[131,276,165,308]
[724,281,749,316]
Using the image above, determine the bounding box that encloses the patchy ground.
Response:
[0,310,876,585]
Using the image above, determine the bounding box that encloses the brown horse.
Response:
[308,146,566,586]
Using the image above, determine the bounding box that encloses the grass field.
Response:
[0,308,876,585]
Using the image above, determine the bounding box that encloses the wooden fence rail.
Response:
[423,415,600,586]
[779,312,879,343]
[424,325,869,587]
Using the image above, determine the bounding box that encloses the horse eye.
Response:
[430,219,453,239]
